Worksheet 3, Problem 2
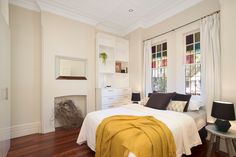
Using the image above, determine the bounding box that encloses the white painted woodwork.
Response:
[9,0,203,36]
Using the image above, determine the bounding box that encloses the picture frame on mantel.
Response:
[55,56,88,80]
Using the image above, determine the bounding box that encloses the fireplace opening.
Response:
[54,95,86,129]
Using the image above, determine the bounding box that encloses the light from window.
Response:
[185,32,201,95]
[151,42,167,92]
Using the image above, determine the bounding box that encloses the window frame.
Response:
[184,30,201,95]
[151,40,168,93]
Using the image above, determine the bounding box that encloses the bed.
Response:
[77,104,206,157]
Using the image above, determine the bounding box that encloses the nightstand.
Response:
[206,124,236,157]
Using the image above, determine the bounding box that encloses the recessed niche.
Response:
[115,61,128,73]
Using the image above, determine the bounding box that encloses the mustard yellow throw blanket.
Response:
[96,115,176,157]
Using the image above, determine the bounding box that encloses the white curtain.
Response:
[143,40,152,97]
[200,13,221,122]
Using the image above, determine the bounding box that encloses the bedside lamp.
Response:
[131,93,141,104]
[211,101,235,132]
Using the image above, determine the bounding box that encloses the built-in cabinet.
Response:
[96,88,131,110]
[96,33,131,110]
[0,5,11,157]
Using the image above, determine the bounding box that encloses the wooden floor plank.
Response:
[7,128,227,157]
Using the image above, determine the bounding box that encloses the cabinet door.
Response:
[0,13,11,157]
[115,38,129,62]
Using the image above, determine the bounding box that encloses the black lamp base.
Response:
[133,101,138,104]
[214,119,231,132]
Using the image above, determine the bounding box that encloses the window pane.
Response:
[195,77,201,95]
[152,61,156,68]
[186,34,193,44]
[190,65,196,77]
[157,52,161,58]
[185,77,190,94]
[161,59,167,67]
[163,51,167,57]
[162,42,167,51]
[195,32,200,42]
[157,44,161,52]
[152,53,156,59]
[195,43,200,51]
[190,80,196,94]
[186,44,194,52]
[157,60,161,67]
[195,65,201,77]
[152,46,156,53]
[185,65,190,76]
[195,53,201,63]
[186,55,194,64]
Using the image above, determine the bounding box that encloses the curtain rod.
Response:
[143,10,220,42]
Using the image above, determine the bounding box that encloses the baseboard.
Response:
[11,122,41,139]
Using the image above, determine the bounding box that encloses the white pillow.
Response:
[188,99,202,111]
[167,101,187,112]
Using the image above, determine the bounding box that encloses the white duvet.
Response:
[77,104,202,157]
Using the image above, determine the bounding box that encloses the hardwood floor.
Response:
[7,128,227,157]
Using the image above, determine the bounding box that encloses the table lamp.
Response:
[211,101,235,132]
[131,93,141,104]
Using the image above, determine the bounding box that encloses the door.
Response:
[0,11,11,157]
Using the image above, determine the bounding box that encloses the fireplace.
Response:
[54,95,86,128]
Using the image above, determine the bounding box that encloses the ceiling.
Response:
[10,0,203,36]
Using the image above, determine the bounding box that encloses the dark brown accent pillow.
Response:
[172,93,191,112]
[146,92,176,110]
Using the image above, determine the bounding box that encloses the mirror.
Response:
[55,56,87,80]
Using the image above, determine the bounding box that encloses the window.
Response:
[185,32,201,95]
[151,41,167,92]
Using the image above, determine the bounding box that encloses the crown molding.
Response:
[123,0,203,35]
[37,0,98,26]
[9,0,40,12]
[96,24,125,37]
[9,0,203,36]
[140,0,203,28]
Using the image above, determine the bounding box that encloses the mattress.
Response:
[77,104,202,156]
[184,109,207,131]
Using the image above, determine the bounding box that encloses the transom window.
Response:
[151,41,167,92]
[185,32,201,95]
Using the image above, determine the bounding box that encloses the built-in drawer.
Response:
[102,96,117,104]
[102,88,131,96]
[102,95,130,104]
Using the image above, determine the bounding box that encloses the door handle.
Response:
[1,88,8,100]
[5,88,8,100]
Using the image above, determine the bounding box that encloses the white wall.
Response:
[41,11,96,133]
[220,0,236,129]
[0,0,9,25]
[127,0,220,98]
[9,4,124,136]
[128,28,143,93]
[10,5,41,138]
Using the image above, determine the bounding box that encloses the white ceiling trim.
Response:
[123,0,203,34]
[9,0,203,36]
[10,0,40,12]
[140,0,203,28]
[36,1,98,26]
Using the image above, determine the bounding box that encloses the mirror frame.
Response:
[55,56,87,80]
